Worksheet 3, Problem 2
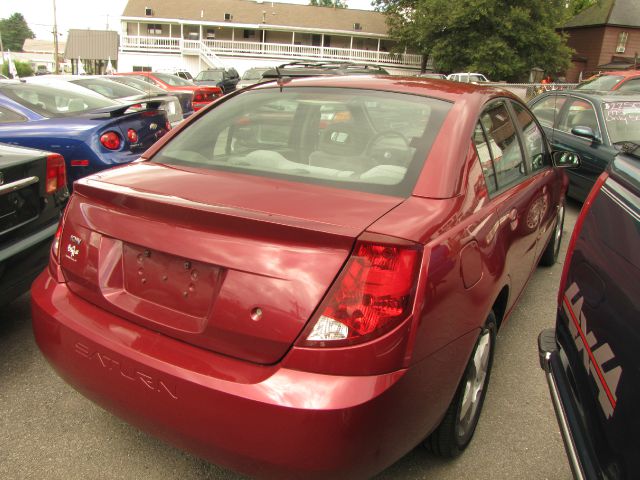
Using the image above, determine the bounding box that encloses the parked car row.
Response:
[0,75,177,302]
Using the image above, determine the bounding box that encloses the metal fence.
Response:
[484,83,579,102]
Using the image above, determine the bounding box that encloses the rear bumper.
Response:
[31,270,466,479]
[538,329,599,480]
[0,221,57,306]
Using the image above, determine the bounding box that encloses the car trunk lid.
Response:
[58,163,404,364]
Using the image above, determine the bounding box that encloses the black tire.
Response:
[426,311,497,458]
[539,203,565,267]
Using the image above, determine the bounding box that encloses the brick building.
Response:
[561,0,639,82]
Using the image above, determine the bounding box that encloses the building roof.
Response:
[564,0,640,29]
[121,0,388,36]
[22,39,66,54]
[64,30,119,60]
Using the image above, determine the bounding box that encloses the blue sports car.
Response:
[0,81,170,185]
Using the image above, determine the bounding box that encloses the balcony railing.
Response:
[121,35,421,67]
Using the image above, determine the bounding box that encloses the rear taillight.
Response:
[303,236,421,346]
[45,154,67,194]
[193,93,203,102]
[557,171,609,304]
[127,128,139,143]
[100,131,121,150]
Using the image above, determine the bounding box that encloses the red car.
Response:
[576,69,640,92]
[31,76,577,478]
[115,71,222,111]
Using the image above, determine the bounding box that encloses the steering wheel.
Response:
[365,131,411,167]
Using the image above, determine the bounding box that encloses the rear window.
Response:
[72,78,144,99]
[0,83,115,117]
[196,71,223,82]
[152,87,452,196]
[242,68,270,80]
[153,72,194,86]
[577,75,623,90]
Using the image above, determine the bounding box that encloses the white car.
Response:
[447,72,490,83]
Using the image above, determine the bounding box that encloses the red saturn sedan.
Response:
[31,75,578,479]
[115,71,222,111]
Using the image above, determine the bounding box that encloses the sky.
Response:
[1,0,376,41]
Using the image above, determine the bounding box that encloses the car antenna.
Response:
[275,65,284,92]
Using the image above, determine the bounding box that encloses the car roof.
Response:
[250,74,515,104]
[593,70,640,78]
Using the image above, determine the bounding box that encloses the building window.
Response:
[243,29,256,39]
[147,24,162,35]
[133,66,152,72]
[616,32,628,53]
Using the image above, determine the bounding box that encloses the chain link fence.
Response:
[484,83,580,102]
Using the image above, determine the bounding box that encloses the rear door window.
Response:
[479,102,526,191]
[559,98,601,139]
[0,105,26,123]
[473,121,498,195]
[530,94,566,128]
[511,101,549,173]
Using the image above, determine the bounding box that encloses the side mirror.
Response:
[571,126,599,142]
[552,151,581,168]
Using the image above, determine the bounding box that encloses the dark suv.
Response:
[0,143,68,306]
[194,67,240,94]
[538,142,640,479]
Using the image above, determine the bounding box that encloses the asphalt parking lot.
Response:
[0,201,580,480]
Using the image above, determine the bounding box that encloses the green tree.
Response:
[310,0,348,7]
[568,0,597,16]
[375,0,573,82]
[1,59,33,77]
[0,13,35,52]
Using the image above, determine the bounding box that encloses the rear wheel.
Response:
[426,311,497,457]
[539,203,564,267]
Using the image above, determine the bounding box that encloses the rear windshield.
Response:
[577,75,623,90]
[0,82,115,117]
[603,101,640,144]
[153,72,194,86]
[196,71,223,82]
[242,68,269,80]
[108,76,167,94]
[72,78,143,99]
[152,87,452,196]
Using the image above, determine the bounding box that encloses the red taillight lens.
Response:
[100,131,121,150]
[165,120,171,131]
[557,171,609,304]
[45,154,67,194]
[127,128,139,143]
[303,238,421,345]
[193,93,203,102]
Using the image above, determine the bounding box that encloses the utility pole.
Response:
[52,0,60,74]
[0,32,4,65]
